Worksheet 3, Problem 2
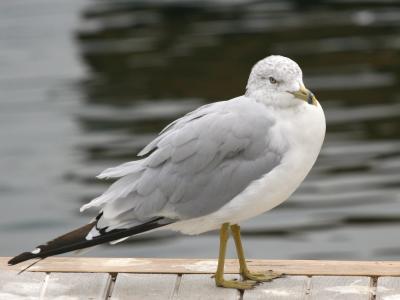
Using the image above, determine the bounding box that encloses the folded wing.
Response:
[81,96,282,236]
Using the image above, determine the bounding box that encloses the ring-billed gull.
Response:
[9,55,325,289]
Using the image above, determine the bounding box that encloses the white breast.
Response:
[168,102,326,235]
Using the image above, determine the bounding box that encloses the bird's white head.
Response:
[246,55,317,107]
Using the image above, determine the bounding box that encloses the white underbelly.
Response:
[167,149,314,235]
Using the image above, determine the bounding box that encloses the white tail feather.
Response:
[97,161,145,179]
[80,173,142,212]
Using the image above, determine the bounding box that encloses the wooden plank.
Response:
[173,274,239,300]
[243,276,308,300]
[42,272,111,300]
[309,276,372,300]
[4,257,400,276]
[0,269,46,299]
[111,273,177,300]
[376,277,400,300]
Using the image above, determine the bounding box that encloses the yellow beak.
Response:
[290,84,317,105]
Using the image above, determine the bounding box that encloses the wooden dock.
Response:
[2,257,400,299]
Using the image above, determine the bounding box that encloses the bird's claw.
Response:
[242,270,283,282]
[216,278,258,290]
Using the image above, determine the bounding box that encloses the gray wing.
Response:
[82,96,281,231]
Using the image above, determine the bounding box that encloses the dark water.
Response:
[1,0,400,260]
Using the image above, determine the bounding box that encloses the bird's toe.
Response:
[242,270,283,282]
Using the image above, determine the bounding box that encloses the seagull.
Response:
[9,55,325,289]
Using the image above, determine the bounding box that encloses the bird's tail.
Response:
[8,217,169,266]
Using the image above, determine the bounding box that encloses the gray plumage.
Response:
[81,96,283,232]
[9,55,325,267]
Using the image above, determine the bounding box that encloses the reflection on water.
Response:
[1,0,400,260]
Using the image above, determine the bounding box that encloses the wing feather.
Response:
[81,96,282,230]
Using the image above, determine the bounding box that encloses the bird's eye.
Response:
[269,77,277,84]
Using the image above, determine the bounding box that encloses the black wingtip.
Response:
[8,221,97,266]
[8,217,172,266]
[8,252,39,266]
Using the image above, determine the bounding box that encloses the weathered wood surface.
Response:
[2,257,400,299]
[376,277,400,300]
[243,276,308,300]
[309,276,372,300]
[174,274,240,300]
[111,273,177,300]
[0,271,46,299]
[42,272,111,300]
[3,257,400,276]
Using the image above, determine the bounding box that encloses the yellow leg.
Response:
[231,224,282,282]
[215,223,257,289]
